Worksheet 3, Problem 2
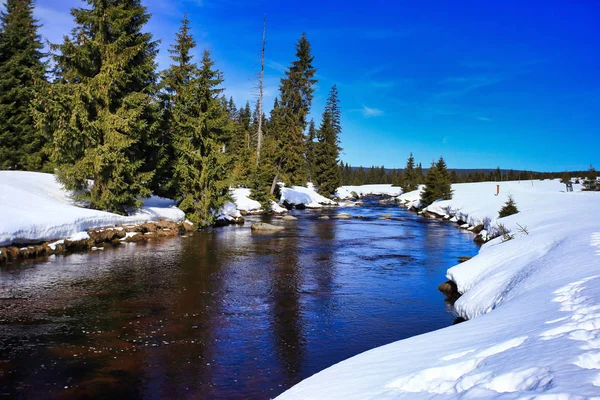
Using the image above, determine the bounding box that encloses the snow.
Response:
[277,179,600,400]
[336,184,403,199]
[230,188,262,212]
[280,185,336,208]
[270,200,288,214]
[216,201,242,221]
[0,171,185,246]
[397,185,425,209]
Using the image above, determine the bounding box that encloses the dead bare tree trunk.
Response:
[256,16,266,166]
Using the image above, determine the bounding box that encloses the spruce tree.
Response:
[421,156,452,207]
[305,119,316,182]
[165,34,230,226]
[153,14,197,198]
[0,0,45,170]
[271,33,317,188]
[313,85,341,196]
[416,162,423,183]
[402,153,418,192]
[34,0,159,214]
[435,156,452,199]
[498,194,519,218]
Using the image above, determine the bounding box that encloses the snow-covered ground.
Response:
[0,171,185,246]
[277,179,600,399]
[280,185,336,208]
[336,184,403,199]
[230,188,262,213]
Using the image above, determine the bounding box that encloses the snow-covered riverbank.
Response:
[278,179,600,399]
[0,171,185,246]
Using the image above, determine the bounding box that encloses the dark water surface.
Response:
[0,202,479,399]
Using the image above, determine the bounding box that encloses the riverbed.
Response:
[0,201,479,399]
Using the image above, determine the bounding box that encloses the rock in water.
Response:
[251,223,284,232]
[334,213,352,219]
[282,215,298,221]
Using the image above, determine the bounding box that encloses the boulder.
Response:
[282,215,298,221]
[64,238,93,251]
[438,280,461,304]
[155,220,179,230]
[334,213,352,219]
[318,215,330,220]
[138,222,158,233]
[471,224,485,234]
[87,227,126,244]
[156,229,178,238]
[180,220,195,233]
[251,223,284,232]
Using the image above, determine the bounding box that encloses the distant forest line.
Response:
[339,164,593,186]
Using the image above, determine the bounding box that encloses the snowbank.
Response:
[277,179,600,399]
[230,188,262,213]
[215,201,242,222]
[0,171,185,246]
[280,185,336,208]
[336,184,403,199]
[396,184,425,209]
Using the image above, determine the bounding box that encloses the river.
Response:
[0,201,479,399]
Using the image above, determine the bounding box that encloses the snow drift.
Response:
[280,185,336,208]
[336,184,403,199]
[0,171,185,246]
[277,179,600,399]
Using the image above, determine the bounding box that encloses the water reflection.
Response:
[0,202,479,399]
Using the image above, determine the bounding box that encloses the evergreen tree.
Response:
[170,46,231,226]
[305,119,316,181]
[271,33,317,188]
[416,162,423,184]
[0,0,46,170]
[313,85,341,196]
[402,153,418,192]
[34,0,160,214]
[153,14,197,198]
[421,156,452,207]
[498,194,519,218]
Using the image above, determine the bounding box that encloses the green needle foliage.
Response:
[402,152,418,192]
[272,33,317,187]
[0,0,46,170]
[421,156,452,207]
[498,194,519,218]
[159,17,231,225]
[34,0,160,215]
[313,85,342,197]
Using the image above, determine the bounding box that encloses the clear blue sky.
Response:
[32,0,600,171]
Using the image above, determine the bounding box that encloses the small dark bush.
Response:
[498,195,519,218]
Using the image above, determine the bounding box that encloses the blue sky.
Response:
[32,0,599,171]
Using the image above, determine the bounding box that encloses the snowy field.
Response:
[0,171,185,246]
[336,184,403,199]
[278,179,600,399]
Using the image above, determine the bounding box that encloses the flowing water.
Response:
[0,201,479,399]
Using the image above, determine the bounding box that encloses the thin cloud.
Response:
[266,60,287,73]
[362,106,384,117]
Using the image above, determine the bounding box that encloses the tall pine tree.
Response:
[34,0,159,214]
[402,152,418,192]
[421,156,452,207]
[313,85,341,196]
[0,0,45,170]
[270,33,317,190]
[305,119,316,182]
[162,25,231,226]
[153,14,197,198]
